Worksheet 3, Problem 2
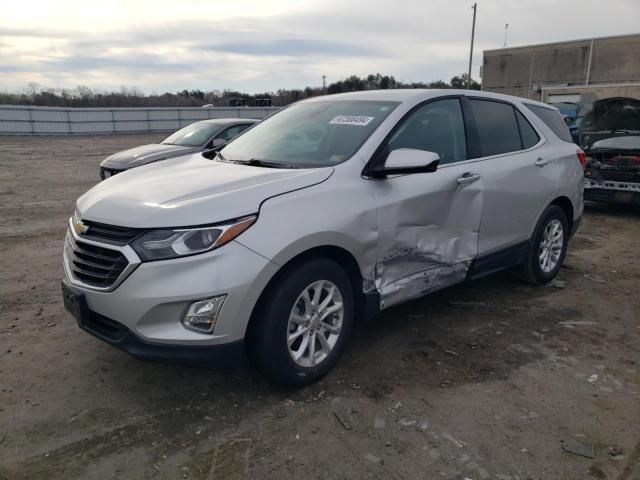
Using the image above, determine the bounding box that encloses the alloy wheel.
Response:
[539,218,564,273]
[286,280,344,368]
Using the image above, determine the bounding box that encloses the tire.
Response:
[518,205,569,285]
[250,257,355,387]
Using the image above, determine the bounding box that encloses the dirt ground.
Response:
[0,134,639,480]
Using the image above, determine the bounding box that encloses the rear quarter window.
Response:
[515,110,540,149]
[524,104,573,143]
[469,99,522,157]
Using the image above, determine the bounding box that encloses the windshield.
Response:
[162,122,221,146]
[219,100,399,167]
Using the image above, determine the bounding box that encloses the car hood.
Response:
[100,144,201,169]
[78,154,334,228]
[589,135,640,152]
[579,97,640,149]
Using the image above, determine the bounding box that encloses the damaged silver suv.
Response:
[62,90,584,386]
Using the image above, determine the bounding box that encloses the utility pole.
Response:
[467,3,477,89]
[503,23,509,48]
[322,74,327,94]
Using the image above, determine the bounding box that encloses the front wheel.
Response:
[250,258,355,387]
[518,205,569,285]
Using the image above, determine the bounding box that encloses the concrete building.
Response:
[482,33,640,108]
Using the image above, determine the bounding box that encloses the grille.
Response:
[81,220,145,245]
[599,170,640,183]
[65,232,129,288]
[84,312,129,341]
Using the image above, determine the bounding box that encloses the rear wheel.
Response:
[250,258,355,387]
[518,205,569,285]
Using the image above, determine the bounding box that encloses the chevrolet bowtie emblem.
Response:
[73,218,89,235]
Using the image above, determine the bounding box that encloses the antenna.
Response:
[503,23,509,48]
[322,74,327,94]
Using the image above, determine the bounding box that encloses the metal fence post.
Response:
[27,108,34,133]
[146,109,151,132]
[111,110,116,133]
[66,109,72,133]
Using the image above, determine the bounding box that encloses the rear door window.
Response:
[515,110,540,149]
[469,99,522,157]
[523,104,573,143]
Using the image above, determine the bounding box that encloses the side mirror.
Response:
[370,149,440,178]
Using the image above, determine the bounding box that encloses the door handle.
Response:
[535,157,549,167]
[457,173,481,185]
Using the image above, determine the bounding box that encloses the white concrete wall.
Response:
[0,105,280,135]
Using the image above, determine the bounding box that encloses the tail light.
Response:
[576,149,587,170]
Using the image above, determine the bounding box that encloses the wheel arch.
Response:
[549,195,574,233]
[244,245,375,348]
[529,195,574,239]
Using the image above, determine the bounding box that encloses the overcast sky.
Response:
[1,0,638,94]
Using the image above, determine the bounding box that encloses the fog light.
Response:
[182,296,226,334]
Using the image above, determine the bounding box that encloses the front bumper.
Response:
[584,179,640,204]
[63,228,279,348]
[99,167,125,180]
[62,279,244,366]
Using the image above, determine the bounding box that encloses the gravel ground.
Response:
[1,134,639,480]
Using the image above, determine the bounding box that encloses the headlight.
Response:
[131,215,256,261]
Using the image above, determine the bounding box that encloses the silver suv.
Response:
[62,90,584,386]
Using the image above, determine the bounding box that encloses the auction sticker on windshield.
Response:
[330,115,375,126]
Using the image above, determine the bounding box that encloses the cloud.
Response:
[0,0,639,93]
[199,38,377,57]
[44,55,193,72]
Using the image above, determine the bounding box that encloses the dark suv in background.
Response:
[99,118,257,179]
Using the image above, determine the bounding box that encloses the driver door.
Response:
[369,97,484,308]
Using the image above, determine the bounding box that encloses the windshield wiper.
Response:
[212,152,295,168]
[235,158,296,169]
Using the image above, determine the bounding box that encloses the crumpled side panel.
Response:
[375,227,476,308]
[370,168,484,309]
[378,262,469,309]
